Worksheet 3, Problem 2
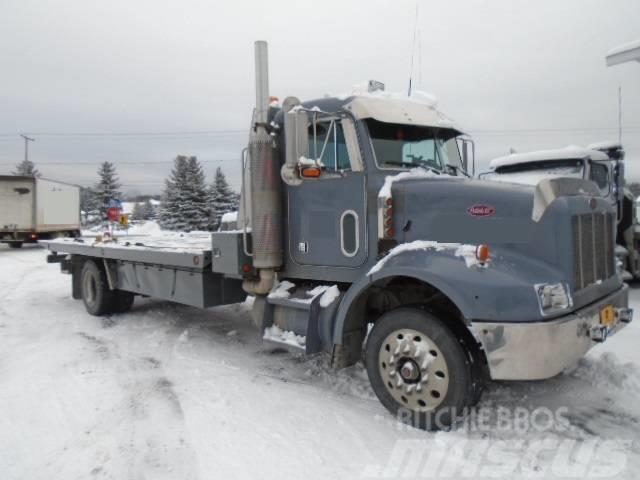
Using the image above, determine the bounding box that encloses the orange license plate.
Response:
[600,305,616,327]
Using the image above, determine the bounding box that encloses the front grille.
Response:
[572,212,614,290]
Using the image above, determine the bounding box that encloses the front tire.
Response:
[80,260,115,316]
[365,308,473,430]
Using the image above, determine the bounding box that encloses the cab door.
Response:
[287,117,367,268]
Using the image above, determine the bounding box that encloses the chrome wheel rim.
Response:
[378,328,450,411]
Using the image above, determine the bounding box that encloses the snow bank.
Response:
[378,168,445,199]
[571,352,640,393]
[263,325,306,348]
[368,241,487,274]
[126,220,163,235]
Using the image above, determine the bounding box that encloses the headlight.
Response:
[535,283,572,315]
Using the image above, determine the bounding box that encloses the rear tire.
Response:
[80,260,115,316]
[365,308,473,430]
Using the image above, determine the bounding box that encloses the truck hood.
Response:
[394,177,536,245]
[391,176,620,310]
[393,176,603,245]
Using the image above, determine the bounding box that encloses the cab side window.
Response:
[308,121,351,172]
[589,163,609,193]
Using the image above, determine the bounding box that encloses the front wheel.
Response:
[365,308,473,430]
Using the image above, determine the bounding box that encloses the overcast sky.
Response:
[1,0,638,195]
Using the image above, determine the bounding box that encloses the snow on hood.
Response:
[489,146,609,170]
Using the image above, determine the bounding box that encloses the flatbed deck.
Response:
[44,234,212,270]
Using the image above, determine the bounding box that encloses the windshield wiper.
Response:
[446,164,471,178]
[398,160,442,176]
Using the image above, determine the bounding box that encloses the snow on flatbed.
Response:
[49,232,212,254]
[2,244,640,479]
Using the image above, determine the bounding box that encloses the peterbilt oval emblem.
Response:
[467,204,496,217]
[589,198,598,210]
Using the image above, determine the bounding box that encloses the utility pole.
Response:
[20,134,35,163]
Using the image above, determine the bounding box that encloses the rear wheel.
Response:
[81,260,115,316]
[365,308,473,430]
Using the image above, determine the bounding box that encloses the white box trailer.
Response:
[0,176,81,248]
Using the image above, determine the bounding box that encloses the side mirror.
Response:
[458,137,475,177]
[282,98,309,186]
[461,141,469,173]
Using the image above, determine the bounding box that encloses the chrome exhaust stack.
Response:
[243,41,283,295]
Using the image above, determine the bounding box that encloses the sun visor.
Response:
[344,96,464,133]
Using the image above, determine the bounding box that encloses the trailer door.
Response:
[0,178,35,231]
[287,118,367,268]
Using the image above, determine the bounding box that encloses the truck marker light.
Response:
[30,233,38,240]
[385,227,395,237]
[242,263,252,273]
[475,244,489,263]
[301,167,322,178]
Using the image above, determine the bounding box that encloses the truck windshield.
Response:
[366,119,464,174]
[480,159,584,186]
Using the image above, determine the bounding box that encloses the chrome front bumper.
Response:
[475,284,633,380]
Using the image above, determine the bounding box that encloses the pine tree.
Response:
[183,156,211,231]
[80,186,99,225]
[159,156,210,231]
[142,199,156,219]
[131,202,146,221]
[93,162,122,222]
[13,159,39,177]
[209,167,239,230]
[160,156,188,230]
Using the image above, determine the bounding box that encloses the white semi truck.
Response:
[0,176,81,248]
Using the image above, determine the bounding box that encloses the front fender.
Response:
[332,245,567,345]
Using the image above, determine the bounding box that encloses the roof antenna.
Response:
[407,0,419,97]
[618,85,623,145]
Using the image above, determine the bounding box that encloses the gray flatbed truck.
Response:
[44,42,633,430]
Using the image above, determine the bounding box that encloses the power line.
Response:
[0,130,247,138]
[0,158,238,167]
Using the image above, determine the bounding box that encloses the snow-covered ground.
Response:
[1,244,640,479]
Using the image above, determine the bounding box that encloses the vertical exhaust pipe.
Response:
[243,41,283,295]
